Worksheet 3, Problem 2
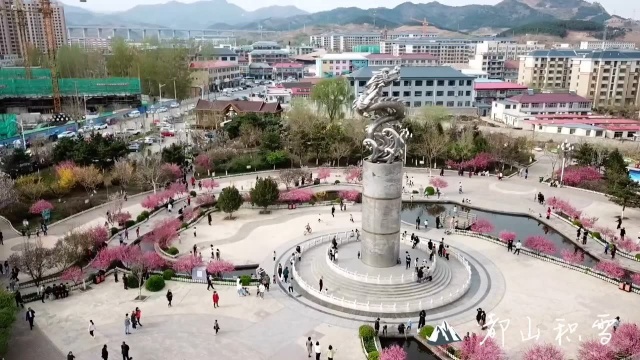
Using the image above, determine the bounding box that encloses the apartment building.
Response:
[517,50,587,90]
[310,31,424,52]
[194,47,239,63]
[383,38,473,64]
[189,61,241,90]
[272,63,304,80]
[569,50,640,107]
[491,92,593,127]
[0,54,20,66]
[248,49,290,65]
[473,80,528,116]
[468,53,506,79]
[348,66,475,110]
[315,53,369,78]
[286,45,315,56]
[366,53,438,67]
[579,41,636,50]
[474,40,545,60]
[503,60,519,82]
[251,41,280,50]
[68,37,111,50]
[0,0,67,57]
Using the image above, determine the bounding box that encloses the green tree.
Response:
[0,289,16,355]
[250,177,279,213]
[604,149,640,218]
[56,45,106,78]
[161,144,187,167]
[265,150,288,168]
[52,134,127,169]
[106,38,138,77]
[2,148,31,175]
[260,130,283,152]
[217,186,244,219]
[413,107,450,174]
[574,143,597,166]
[310,78,353,121]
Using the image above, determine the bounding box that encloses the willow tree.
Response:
[310,78,353,122]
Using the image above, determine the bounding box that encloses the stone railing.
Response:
[455,229,640,295]
[291,233,472,313]
[323,233,433,285]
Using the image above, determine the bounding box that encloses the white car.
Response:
[57,131,77,139]
[93,124,108,130]
[157,121,171,128]
[170,102,179,108]
[157,107,168,113]
[126,128,141,135]
[78,125,92,134]
[128,110,141,118]
[143,136,158,144]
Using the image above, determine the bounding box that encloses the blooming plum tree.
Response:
[194,153,214,173]
[338,190,361,202]
[560,249,584,264]
[201,178,220,190]
[578,339,614,360]
[206,260,235,277]
[459,335,505,360]
[579,216,598,229]
[594,260,625,279]
[119,246,165,296]
[522,343,564,360]
[380,344,407,360]
[279,189,314,203]
[173,255,203,274]
[144,219,181,248]
[195,193,216,206]
[470,219,494,234]
[610,323,640,358]
[92,247,126,270]
[29,199,54,215]
[429,177,448,189]
[524,236,557,255]
[112,212,132,226]
[555,166,602,187]
[160,163,182,181]
[87,226,109,247]
[317,167,331,183]
[631,273,640,285]
[344,166,363,183]
[498,231,516,243]
[61,266,85,286]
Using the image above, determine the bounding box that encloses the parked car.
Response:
[93,124,108,130]
[170,102,179,108]
[78,125,93,134]
[157,121,171,128]
[160,128,175,137]
[57,131,77,139]
[128,141,143,152]
[143,136,159,144]
[157,107,168,113]
[128,110,141,118]
[126,128,141,135]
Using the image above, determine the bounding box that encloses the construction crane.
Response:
[410,17,430,35]
[0,0,33,78]
[40,0,61,113]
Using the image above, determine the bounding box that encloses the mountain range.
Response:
[63,0,611,32]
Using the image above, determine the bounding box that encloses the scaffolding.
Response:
[0,77,142,98]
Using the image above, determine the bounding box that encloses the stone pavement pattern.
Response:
[4,165,640,359]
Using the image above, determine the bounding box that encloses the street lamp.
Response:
[404,132,413,165]
[8,117,27,149]
[158,83,166,102]
[558,139,574,187]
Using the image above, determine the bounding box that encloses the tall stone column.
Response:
[360,160,402,268]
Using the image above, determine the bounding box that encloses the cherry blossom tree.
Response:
[160,163,182,181]
[119,246,166,296]
[87,226,109,248]
[498,231,516,243]
[201,178,220,190]
[578,339,614,360]
[141,194,164,210]
[194,153,214,174]
[173,255,203,274]
[459,335,505,360]
[615,238,640,252]
[555,166,602,187]
[560,249,584,264]
[344,166,363,183]
[29,199,54,215]
[548,198,582,220]
[168,182,187,197]
[144,218,181,248]
[338,190,361,202]
[206,260,235,277]
[183,207,199,222]
[522,343,564,360]
[196,193,216,206]
[279,189,314,203]
[524,235,557,255]
[112,212,132,226]
[317,167,331,183]
[594,260,625,279]
[595,226,616,241]
[471,219,494,234]
[631,273,640,285]
[610,323,640,358]
[61,266,85,286]
[429,177,448,189]
[380,344,407,360]
[579,216,598,229]
[92,247,126,270]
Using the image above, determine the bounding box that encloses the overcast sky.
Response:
[59,0,638,19]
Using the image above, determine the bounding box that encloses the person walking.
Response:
[166,289,173,307]
[616,217,622,229]
[213,319,220,335]
[314,341,322,360]
[418,309,426,329]
[405,252,411,270]
[374,318,380,335]
[208,213,212,226]
[259,283,265,299]
[25,307,35,330]
[424,219,428,229]
[88,320,96,338]
[319,277,323,292]
[114,268,119,283]
[121,341,131,360]
[415,216,420,230]
[613,316,620,332]
[0,230,3,245]
[331,206,335,218]
[514,240,522,255]
[124,314,131,335]
[216,248,220,260]
[507,239,513,252]
[306,337,314,358]
[193,227,197,238]
[283,267,289,283]
[611,244,617,259]
[135,307,143,326]
[123,274,128,290]
[212,291,220,308]
[130,312,137,330]
[67,351,76,360]
[101,345,108,360]
[327,345,336,360]
[620,227,626,240]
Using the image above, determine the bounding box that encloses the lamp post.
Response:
[404,132,413,165]
[158,83,166,102]
[558,139,574,187]
[173,79,177,101]
[9,117,27,149]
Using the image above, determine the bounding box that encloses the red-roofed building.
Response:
[366,53,438,67]
[194,99,283,127]
[527,116,640,139]
[272,63,304,80]
[492,92,593,128]
[189,61,241,95]
[473,81,528,116]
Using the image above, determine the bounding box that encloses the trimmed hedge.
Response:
[359,325,375,340]
[145,275,165,292]
[367,351,379,360]
[126,275,139,289]
[591,232,601,240]
[110,227,119,236]
[425,186,435,196]
[166,247,179,256]
[240,275,252,286]
[190,190,197,197]
[636,254,640,261]
[572,219,582,228]
[0,291,16,356]
[419,325,434,339]
[125,220,136,228]
[162,269,175,280]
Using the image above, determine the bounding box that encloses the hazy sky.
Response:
[59,0,638,19]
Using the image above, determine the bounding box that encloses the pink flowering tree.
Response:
[61,266,85,286]
[112,212,132,226]
[201,178,220,190]
[468,153,495,171]
[87,226,109,248]
[471,219,494,234]
[615,238,640,252]
[279,189,314,203]
[560,249,584,264]
[578,339,614,360]
[498,231,516,244]
[524,235,557,255]
[168,182,187,197]
[183,207,199,223]
[579,216,598,229]
[555,166,602,187]
[144,218,180,248]
[317,167,331,183]
[459,335,505,360]
[429,177,448,189]
[338,190,361,202]
[29,199,54,215]
[141,193,164,210]
[631,273,640,285]
[92,247,127,270]
[196,193,216,206]
[380,344,407,360]
[160,163,182,181]
[610,323,640,358]
[173,255,203,274]
[344,166,363,183]
[119,246,165,296]
[548,198,582,220]
[206,260,235,278]
[522,343,564,360]
[194,153,214,174]
[594,260,625,279]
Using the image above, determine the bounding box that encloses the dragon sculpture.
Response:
[353,66,409,164]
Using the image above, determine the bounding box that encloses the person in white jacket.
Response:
[88,320,96,338]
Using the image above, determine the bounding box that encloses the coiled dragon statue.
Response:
[353,65,409,164]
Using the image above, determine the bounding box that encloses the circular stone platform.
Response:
[287,232,473,316]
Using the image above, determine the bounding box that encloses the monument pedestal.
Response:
[360,161,402,268]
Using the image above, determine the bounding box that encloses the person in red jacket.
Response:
[212,291,220,308]
[135,307,143,327]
